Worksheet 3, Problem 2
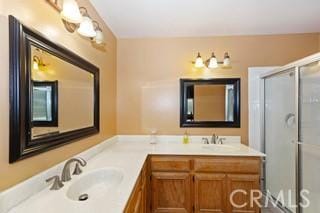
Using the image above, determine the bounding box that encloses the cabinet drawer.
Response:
[150,156,191,172]
[194,157,260,174]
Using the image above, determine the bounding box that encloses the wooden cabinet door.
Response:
[194,173,227,213]
[141,171,148,213]
[125,187,142,213]
[226,174,260,213]
[151,172,191,213]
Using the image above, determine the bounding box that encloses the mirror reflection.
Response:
[186,84,235,122]
[31,46,95,140]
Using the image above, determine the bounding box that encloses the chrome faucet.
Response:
[211,133,219,144]
[61,157,87,182]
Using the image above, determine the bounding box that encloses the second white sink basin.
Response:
[66,168,124,201]
[202,144,238,151]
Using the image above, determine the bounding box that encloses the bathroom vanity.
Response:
[1,137,264,213]
[125,155,261,213]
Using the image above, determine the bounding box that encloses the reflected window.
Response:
[32,81,58,127]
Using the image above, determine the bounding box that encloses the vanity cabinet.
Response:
[226,174,260,213]
[125,156,261,213]
[151,172,191,212]
[150,156,261,213]
[194,173,227,213]
[124,162,149,213]
[150,156,192,213]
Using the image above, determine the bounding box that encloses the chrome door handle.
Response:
[291,140,320,149]
[285,113,295,128]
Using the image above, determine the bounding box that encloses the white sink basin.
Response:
[66,168,124,201]
[202,144,238,151]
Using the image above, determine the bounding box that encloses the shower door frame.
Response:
[260,53,320,213]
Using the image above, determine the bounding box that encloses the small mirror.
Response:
[180,79,240,128]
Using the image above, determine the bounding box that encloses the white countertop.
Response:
[3,136,265,213]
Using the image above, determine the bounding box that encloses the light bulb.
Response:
[33,61,39,70]
[60,0,82,24]
[77,16,97,38]
[94,29,104,44]
[223,52,231,67]
[208,52,218,69]
[194,52,204,68]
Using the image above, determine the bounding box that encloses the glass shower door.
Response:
[299,61,320,212]
[264,69,296,212]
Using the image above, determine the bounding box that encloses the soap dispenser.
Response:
[183,130,190,144]
[150,130,158,144]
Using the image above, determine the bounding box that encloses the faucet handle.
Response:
[202,137,209,144]
[72,163,83,175]
[218,138,226,144]
[46,175,64,190]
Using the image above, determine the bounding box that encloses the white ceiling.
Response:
[90,0,320,38]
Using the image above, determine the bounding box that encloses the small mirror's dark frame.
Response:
[31,80,59,127]
[180,78,241,128]
[9,16,100,163]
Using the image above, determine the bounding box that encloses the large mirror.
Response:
[180,78,240,128]
[9,16,99,163]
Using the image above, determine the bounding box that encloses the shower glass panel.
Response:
[264,69,296,212]
[299,61,320,213]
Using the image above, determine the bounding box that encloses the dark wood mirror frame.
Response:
[180,78,241,128]
[9,16,100,163]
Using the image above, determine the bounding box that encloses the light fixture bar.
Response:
[193,52,231,69]
[46,0,105,45]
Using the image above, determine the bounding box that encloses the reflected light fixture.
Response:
[33,56,47,71]
[194,52,205,68]
[60,0,82,24]
[193,52,231,69]
[33,56,40,70]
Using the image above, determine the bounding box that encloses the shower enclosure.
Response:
[261,53,320,213]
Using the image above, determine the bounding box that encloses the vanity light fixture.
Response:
[208,52,218,69]
[60,0,82,24]
[46,0,104,45]
[93,21,104,44]
[193,52,232,69]
[223,52,231,67]
[77,8,96,38]
[194,52,205,68]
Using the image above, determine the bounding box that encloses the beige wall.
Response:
[117,34,319,142]
[319,33,320,50]
[0,1,117,191]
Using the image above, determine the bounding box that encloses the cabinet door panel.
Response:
[151,172,191,213]
[194,173,227,213]
[227,174,260,213]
